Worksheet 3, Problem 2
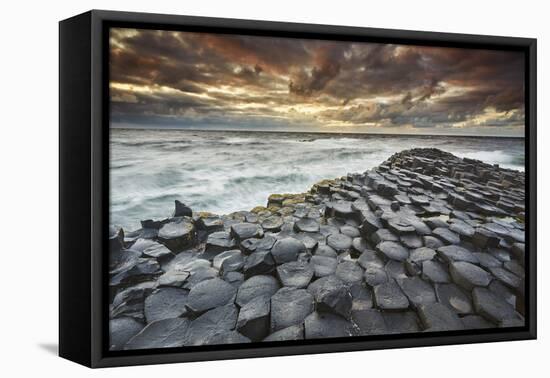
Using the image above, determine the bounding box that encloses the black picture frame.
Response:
[59,9,537,368]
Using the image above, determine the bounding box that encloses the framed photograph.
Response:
[59,10,536,368]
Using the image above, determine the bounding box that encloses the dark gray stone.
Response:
[432,227,460,245]
[261,216,284,232]
[158,218,196,252]
[270,287,314,332]
[204,331,251,345]
[435,283,473,315]
[335,261,364,285]
[473,252,502,269]
[363,266,389,287]
[373,280,409,311]
[304,312,356,339]
[488,266,523,291]
[371,229,399,244]
[396,276,436,309]
[437,245,479,264]
[358,249,385,270]
[174,200,192,217]
[376,241,409,261]
[230,222,263,242]
[423,236,444,249]
[462,315,494,329]
[243,250,275,278]
[184,304,239,346]
[213,250,244,273]
[109,317,144,350]
[422,260,451,283]
[472,287,521,325]
[382,311,421,333]
[294,217,320,233]
[124,318,190,349]
[352,309,387,335]
[236,295,271,341]
[309,275,353,318]
[449,261,492,291]
[271,238,306,264]
[263,324,304,341]
[277,261,314,288]
[418,303,465,331]
[236,275,280,307]
[327,233,353,252]
[409,247,436,264]
[310,255,338,278]
[144,287,189,323]
[204,231,237,258]
[186,278,237,315]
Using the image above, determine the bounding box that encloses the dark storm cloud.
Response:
[109,28,525,135]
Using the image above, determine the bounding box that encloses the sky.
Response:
[109,28,525,136]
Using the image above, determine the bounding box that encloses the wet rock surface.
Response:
[110,148,525,349]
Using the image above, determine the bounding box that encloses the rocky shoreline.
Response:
[109,148,526,350]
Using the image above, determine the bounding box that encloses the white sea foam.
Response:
[110,129,525,231]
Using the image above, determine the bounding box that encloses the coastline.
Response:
[109,148,526,350]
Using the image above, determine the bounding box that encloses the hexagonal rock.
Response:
[385,260,407,279]
[261,216,284,232]
[432,227,460,245]
[240,235,276,255]
[373,280,409,311]
[308,275,353,319]
[371,229,399,244]
[110,258,162,287]
[124,318,190,350]
[109,225,124,252]
[435,283,473,315]
[243,250,275,278]
[327,233,353,253]
[400,234,423,249]
[409,247,436,264]
[213,250,243,271]
[437,245,479,264]
[270,287,314,332]
[304,312,356,339]
[271,237,306,264]
[387,216,415,235]
[109,317,144,350]
[350,283,373,311]
[360,213,383,236]
[421,260,451,283]
[382,311,421,334]
[396,277,436,309]
[376,241,409,261]
[364,266,389,287]
[331,201,357,221]
[351,309,387,335]
[263,324,304,342]
[418,303,465,331]
[488,266,523,291]
[473,252,502,269]
[204,231,237,258]
[204,331,251,345]
[472,227,501,249]
[449,220,475,238]
[312,243,334,257]
[294,217,320,233]
[186,278,237,315]
[230,222,263,242]
[236,275,280,307]
[109,248,142,275]
[158,218,196,252]
[461,315,494,329]
[236,295,271,341]
[449,261,492,291]
[184,304,239,346]
[472,287,521,325]
[195,215,224,233]
[341,225,361,238]
[335,261,364,285]
[310,255,338,278]
[140,241,173,260]
[423,236,444,249]
[144,287,189,323]
[358,249,385,270]
[277,261,314,288]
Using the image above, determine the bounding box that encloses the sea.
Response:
[110,128,525,231]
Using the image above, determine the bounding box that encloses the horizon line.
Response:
[109,125,525,139]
